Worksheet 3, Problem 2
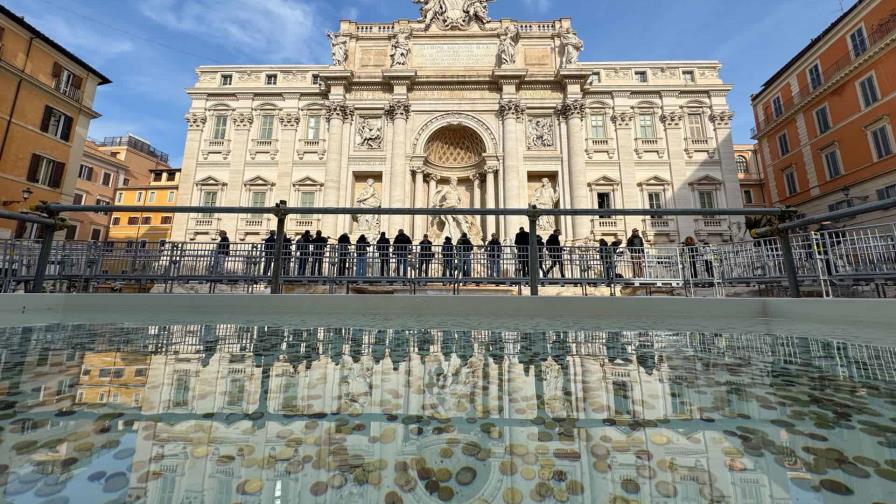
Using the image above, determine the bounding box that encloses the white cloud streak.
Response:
[521,0,551,13]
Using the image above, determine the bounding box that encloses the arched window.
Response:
[736,155,749,174]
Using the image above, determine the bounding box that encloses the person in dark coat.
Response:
[310,230,328,276]
[441,236,454,281]
[544,229,565,278]
[296,230,311,276]
[417,234,434,277]
[262,230,277,276]
[456,233,474,278]
[682,236,699,279]
[281,235,293,276]
[536,235,548,276]
[336,233,352,276]
[393,229,413,277]
[376,232,391,277]
[598,238,612,283]
[626,228,645,278]
[212,230,230,276]
[486,233,502,278]
[355,235,370,277]
[514,227,530,277]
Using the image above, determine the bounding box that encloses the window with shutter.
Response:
[27,155,41,183]
[49,162,65,188]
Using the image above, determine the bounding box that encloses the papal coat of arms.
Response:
[413,0,494,30]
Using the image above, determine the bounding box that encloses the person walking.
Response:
[310,231,328,276]
[441,236,455,282]
[393,229,413,277]
[212,230,230,276]
[514,227,530,277]
[457,233,474,278]
[598,238,612,283]
[682,236,699,280]
[281,234,293,276]
[355,235,370,277]
[536,234,548,277]
[418,234,434,278]
[296,230,311,276]
[262,230,277,276]
[486,233,502,279]
[544,229,566,278]
[376,232,391,277]
[336,232,352,276]
[626,228,645,278]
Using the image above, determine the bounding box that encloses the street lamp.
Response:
[2,187,34,207]
[840,185,869,203]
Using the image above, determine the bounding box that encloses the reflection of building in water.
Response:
[76,352,150,406]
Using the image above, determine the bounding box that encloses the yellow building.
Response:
[108,167,181,242]
[0,5,110,239]
[75,352,149,408]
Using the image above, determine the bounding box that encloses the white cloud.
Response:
[22,13,134,62]
[521,0,551,13]
[138,0,325,63]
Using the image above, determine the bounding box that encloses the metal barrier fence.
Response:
[2,221,895,296]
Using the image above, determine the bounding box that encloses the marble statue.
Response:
[390,29,411,67]
[327,31,349,67]
[527,117,554,149]
[532,178,560,233]
[414,0,445,29]
[430,177,483,242]
[498,24,520,66]
[464,0,491,25]
[356,118,383,150]
[415,0,493,30]
[355,179,381,232]
[560,28,584,67]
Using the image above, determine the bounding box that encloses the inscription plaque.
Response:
[412,42,498,67]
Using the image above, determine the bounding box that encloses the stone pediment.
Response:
[637,175,671,187]
[688,174,723,186]
[244,175,275,186]
[195,176,226,186]
[588,175,620,186]
[293,176,323,187]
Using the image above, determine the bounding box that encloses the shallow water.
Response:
[0,324,895,503]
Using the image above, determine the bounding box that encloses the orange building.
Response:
[75,352,149,408]
[734,144,767,209]
[751,0,896,226]
[69,135,171,241]
[108,167,181,243]
[0,5,111,239]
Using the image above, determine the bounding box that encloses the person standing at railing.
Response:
[701,240,715,279]
[682,236,699,280]
[536,235,548,277]
[337,233,352,277]
[441,236,455,283]
[514,227,530,277]
[376,232,391,277]
[393,229,413,277]
[544,229,566,279]
[599,239,612,283]
[486,233,502,278]
[355,235,370,277]
[211,230,230,276]
[311,231,328,276]
[281,234,293,276]
[627,228,645,278]
[296,230,311,276]
[262,231,277,276]
[457,233,473,279]
[418,234,434,277]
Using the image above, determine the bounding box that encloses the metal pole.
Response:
[779,229,801,298]
[30,221,57,294]
[528,207,539,297]
[270,203,287,295]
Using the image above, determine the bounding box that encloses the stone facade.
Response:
[173,3,742,244]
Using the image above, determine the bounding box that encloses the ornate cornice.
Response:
[611,111,635,128]
[660,111,683,128]
[384,100,411,121]
[325,101,355,122]
[556,99,586,121]
[185,113,207,130]
[710,110,735,129]
[497,99,526,121]
[278,112,301,129]
[231,112,254,129]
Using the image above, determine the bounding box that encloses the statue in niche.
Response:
[355,178,382,232]
[532,178,560,233]
[390,29,411,68]
[498,24,520,66]
[414,0,445,29]
[527,118,554,150]
[356,118,383,150]
[429,177,483,242]
[560,27,584,67]
[327,31,349,67]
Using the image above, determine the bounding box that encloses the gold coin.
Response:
[499,460,518,476]
[328,473,347,490]
[368,471,382,486]
[530,488,545,503]
[242,479,263,494]
[503,487,523,504]
[521,467,537,480]
[510,443,528,456]
[553,487,569,503]
[566,480,584,496]
[593,460,611,473]
[309,481,328,496]
[439,447,454,459]
[435,468,452,482]
[650,434,671,446]
[535,482,553,499]
[191,446,208,459]
[385,491,403,504]
[381,427,397,444]
[437,486,455,502]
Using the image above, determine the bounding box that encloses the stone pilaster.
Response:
[385,99,412,234]
[226,107,254,235]
[611,100,638,234]
[661,109,692,239]
[711,110,744,212]
[558,99,588,240]
[498,99,526,233]
[412,165,427,238]
[276,107,301,212]
[173,111,208,240]
[322,101,353,234]
[485,163,498,237]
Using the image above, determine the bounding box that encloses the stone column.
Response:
[498,99,526,234]
[413,166,427,238]
[485,164,498,238]
[661,110,691,238]
[471,172,482,235]
[611,107,638,233]
[322,101,353,235]
[173,112,208,240]
[558,99,588,240]
[711,110,742,208]
[385,100,411,233]
[426,173,440,237]
[228,110,254,237]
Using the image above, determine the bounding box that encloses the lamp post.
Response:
[1,187,34,208]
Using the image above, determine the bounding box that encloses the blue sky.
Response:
[4,0,857,166]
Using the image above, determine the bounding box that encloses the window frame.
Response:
[135,191,144,203]
[814,104,832,135]
[637,112,656,139]
[771,95,785,119]
[867,120,894,161]
[742,189,754,205]
[72,191,85,206]
[736,155,749,174]
[849,24,869,59]
[807,61,823,91]
[100,171,114,188]
[265,73,278,86]
[783,167,799,196]
[821,145,843,179]
[258,114,276,141]
[686,112,706,139]
[211,114,229,140]
[167,191,176,203]
[777,132,791,157]
[306,115,322,140]
[682,70,696,84]
[634,70,648,83]
[857,72,880,109]
[220,73,233,86]
[589,112,607,139]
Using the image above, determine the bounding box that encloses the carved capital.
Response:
[484,164,499,174]
[425,173,441,184]
[278,112,301,129]
[325,101,354,122]
[497,99,526,121]
[710,110,735,129]
[185,113,207,130]
[470,172,482,183]
[660,111,683,128]
[611,111,635,128]
[411,164,426,174]
[384,100,411,121]
[557,99,586,121]
[231,112,254,129]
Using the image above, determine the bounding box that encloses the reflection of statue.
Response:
[356,119,383,150]
[464,0,491,24]
[414,0,445,29]
[543,358,572,418]
[560,28,584,67]
[527,118,554,149]
[355,179,381,232]
[429,177,483,242]
[390,29,411,67]
[532,178,560,233]
[498,24,519,66]
[327,32,349,67]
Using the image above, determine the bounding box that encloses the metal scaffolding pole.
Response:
[778,229,801,298]
[270,202,287,295]
[527,207,539,296]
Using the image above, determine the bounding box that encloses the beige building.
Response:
[735,144,767,209]
[173,2,742,245]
